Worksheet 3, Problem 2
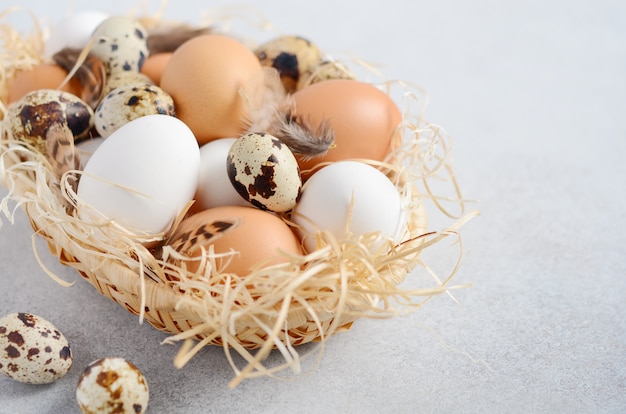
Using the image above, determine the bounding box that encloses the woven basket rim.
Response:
[0,6,474,387]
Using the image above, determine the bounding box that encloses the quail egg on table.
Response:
[0,312,73,384]
[76,357,149,414]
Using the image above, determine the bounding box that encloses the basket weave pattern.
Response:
[0,9,470,386]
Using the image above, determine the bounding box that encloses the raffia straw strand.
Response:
[0,5,477,386]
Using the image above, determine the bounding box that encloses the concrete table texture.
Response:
[1,0,624,413]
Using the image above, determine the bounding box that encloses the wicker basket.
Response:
[0,7,473,387]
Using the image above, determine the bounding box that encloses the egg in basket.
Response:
[0,7,474,386]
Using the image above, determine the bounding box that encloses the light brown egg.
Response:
[169,206,302,276]
[160,34,265,145]
[291,79,402,175]
[140,52,172,85]
[8,64,82,103]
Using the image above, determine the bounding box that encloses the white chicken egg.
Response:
[76,114,200,239]
[43,10,110,59]
[75,136,105,169]
[0,312,73,384]
[292,161,407,252]
[196,138,251,210]
[76,357,149,414]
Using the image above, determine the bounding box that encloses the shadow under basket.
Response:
[0,10,474,388]
[1,139,473,386]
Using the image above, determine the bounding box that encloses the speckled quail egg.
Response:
[95,83,175,137]
[4,89,94,154]
[102,71,154,98]
[76,357,149,414]
[255,35,322,93]
[297,59,356,90]
[227,132,302,212]
[0,312,73,384]
[89,16,148,75]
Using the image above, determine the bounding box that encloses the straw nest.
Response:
[0,6,475,387]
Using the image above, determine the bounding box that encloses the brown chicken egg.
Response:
[160,34,266,145]
[168,206,303,276]
[140,52,172,85]
[8,64,82,103]
[291,79,402,175]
